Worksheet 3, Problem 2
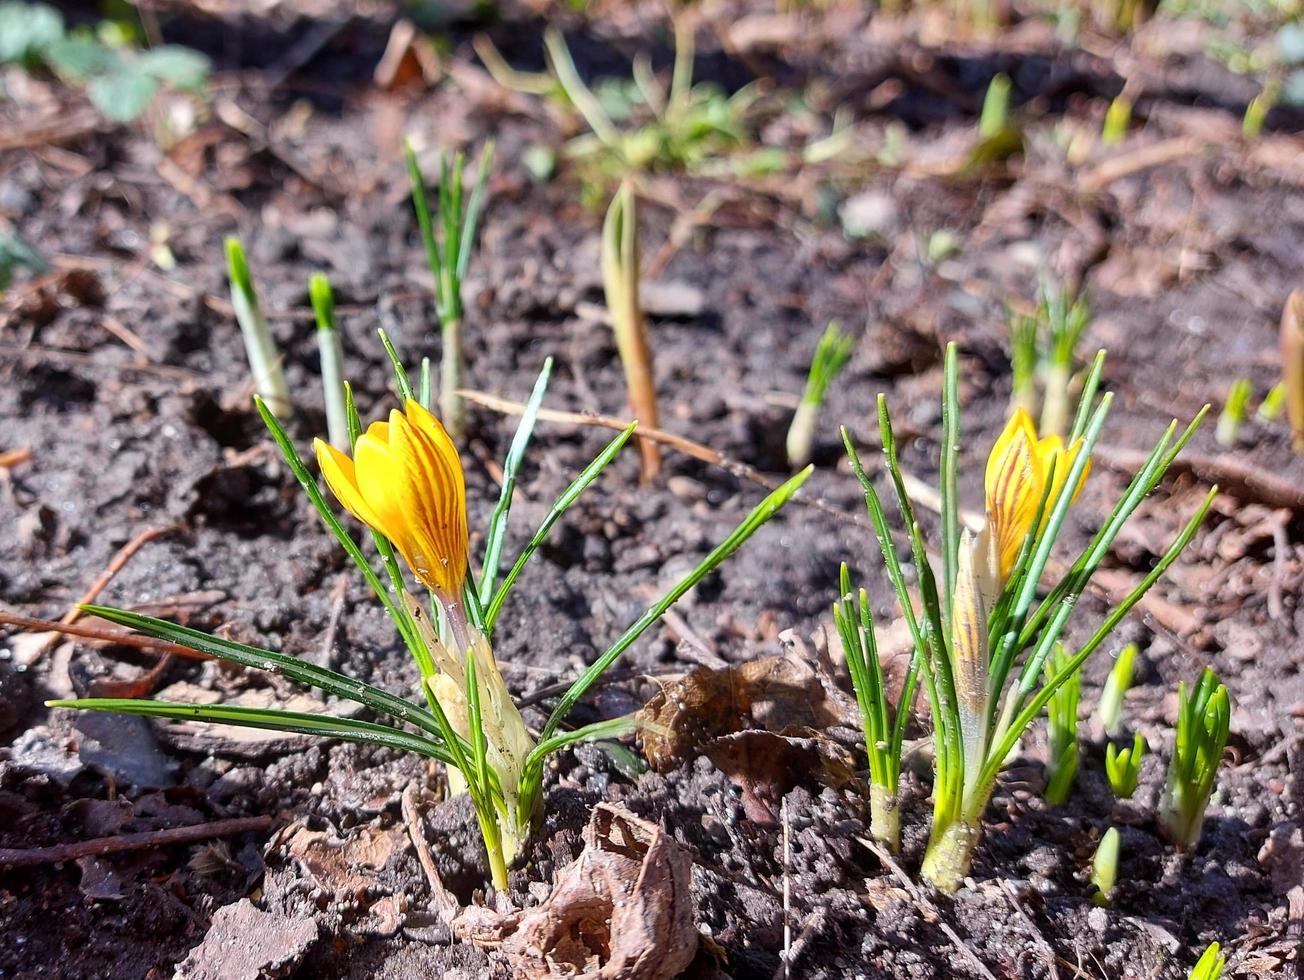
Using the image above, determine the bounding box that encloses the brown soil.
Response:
[1,2,1301,978]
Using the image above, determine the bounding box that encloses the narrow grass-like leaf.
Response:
[47,699,452,760]
[484,422,637,631]
[70,608,447,743]
[377,328,415,404]
[480,358,554,604]
[540,467,812,741]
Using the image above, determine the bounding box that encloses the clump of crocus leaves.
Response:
[50,351,809,890]
[838,344,1214,891]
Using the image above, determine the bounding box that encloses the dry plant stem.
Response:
[1283,290,1304,452]
[603,182,661,481]
[14,523,179,665]
[457,387,873,531]
[0,448,32,467]
[0,816,273,868]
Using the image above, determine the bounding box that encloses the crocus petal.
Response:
[984,409,1043,580]
[388,409,468,596]
[353,414,413,555]
[315,437,389,536]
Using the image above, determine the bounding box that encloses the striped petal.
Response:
[984,408,1044,581]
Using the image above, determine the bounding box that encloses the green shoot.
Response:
[225,237,289,416]
[979,74,1012,141]
[1160,668,1231,848]
[311,273,348,450]
[1008,309,1039,417]
[1090,827,1120,906]
[1039,282,1091,438]
[844,342,1213,892]
[404,138,494,441]
[1215,378,1253,446]
[1189,942,1226,980]
[1282,290,1304,452]
[1102,94,1132,145]
[1099,642,1138,736]
[1004,281,1091,437]
[1258,382,1285,421]
[1243,84,1276,140]
[833,561,918,852]
[788,322,855,469]
[1105,732,1147,799]
[1044,644,1081,806]
[602,181,660,480]
[47,331,810,892]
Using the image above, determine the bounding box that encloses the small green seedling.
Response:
[1099,642,1138,735]
[1215,378,1253,446]
[1105,731,1147,799]
[787,322,855,469]
[602,181,660,480]
[404,138,494,442]
[311,274,348,450]
[833,563,918,852]
[969,73,1023,167]
[1091,827,1120,906]
[1160,668,1231,848]
[1044,643,1081,806]
[1189,942,1226,980]
[1005,281,1091,438]
[1102,94,1132,145]
[1258,382,1285,421]
[226,237,290,417]
[1243,83,1277,140]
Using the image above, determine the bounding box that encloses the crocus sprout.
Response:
[405,138,494,443]
[1102,93,1132,145]
[1160,668,1231,848]
[787,321,855,469]
[311,273,349,451]
[1189,942,1226,980]
[226,236,289,417]
[1043,643,1081,806]
[1105,731,1147,799]
[833,562,917,852]
[1099,642,1138,735]
[1091,827,1120,906]
[49,340,810,892]
[1215,378,1253,447]
[844,344,1213,893]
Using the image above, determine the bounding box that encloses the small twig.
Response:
[1077,138,1200,194]
[0,448,32,468]
[401,784,462,922]
[1268,512,1289,622]
[18,524,180,666]
[0,816,274,868]
[0,344,202,382]
[859,837,999,980]
[0,611,211,661]
[458,388,872,531]
[318,576,349,666]
[998,879,1060,980]
[1094,443,1303,510]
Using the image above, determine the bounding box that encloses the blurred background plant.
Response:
[0,1,208,124]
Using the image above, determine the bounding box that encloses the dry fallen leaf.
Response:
[458,803,698,980]
[638,641,860,771]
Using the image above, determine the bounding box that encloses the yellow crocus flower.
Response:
[315,399,469,599]
[984,408,1089,581]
